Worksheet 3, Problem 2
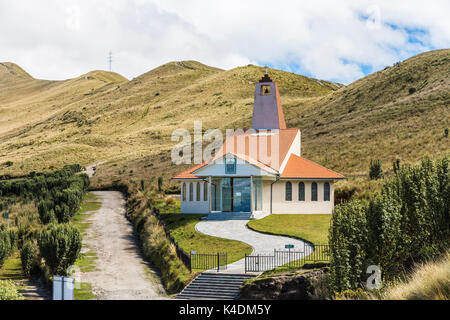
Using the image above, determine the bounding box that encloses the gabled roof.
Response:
[218,128,299,171]
[171,129,299,180]
[281,154,345,180]
[172,162,208,180]
[193,152,278,176]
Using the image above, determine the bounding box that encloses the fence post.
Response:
[258,254,260,272]
[189,253,192,273]
[217,253,220,272]
[245,253,247,273]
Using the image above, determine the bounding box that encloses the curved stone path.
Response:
[196,219,313,273]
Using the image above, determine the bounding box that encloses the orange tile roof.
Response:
[172,162,208,179]
[281,154,344,179]
[171,129,299,180]
[217,128,299,171]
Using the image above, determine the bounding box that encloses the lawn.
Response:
[159,212,253,269]
[0,253,25,281]
[247,214,332,244]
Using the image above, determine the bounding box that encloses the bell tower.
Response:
[251,68,286,130]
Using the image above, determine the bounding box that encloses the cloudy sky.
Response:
[0,0,449,84]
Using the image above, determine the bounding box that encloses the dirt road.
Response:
[80,191,166,300]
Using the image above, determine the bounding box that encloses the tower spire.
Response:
[252,71,286,130]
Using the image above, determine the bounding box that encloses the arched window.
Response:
[189,183,193,201]
[196,183,201,201]
[298,182,305,201]
[182,183,186,201]
[324,182,331,202]
[311,182,318,201]
[285,181,292,201]
[204,182,208,202]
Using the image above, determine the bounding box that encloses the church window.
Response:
[285,181,292,201]
[324,183,331,201]
[260,85,272,96]
[311,182,318,201]
[298,182,305,201]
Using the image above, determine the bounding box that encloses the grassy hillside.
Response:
[0,60,339,179]
[288,49,450,174]
[0,50,448,191]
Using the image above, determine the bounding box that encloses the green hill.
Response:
[286,49,450,173]
[0,49,448,189]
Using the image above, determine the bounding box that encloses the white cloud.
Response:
[0,0,448,84]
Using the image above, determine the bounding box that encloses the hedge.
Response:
[329,155,450,292]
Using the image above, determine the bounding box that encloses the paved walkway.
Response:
[196,219,312,273]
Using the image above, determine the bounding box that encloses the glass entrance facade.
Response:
[232,178,251,212]
[215,177,252,213]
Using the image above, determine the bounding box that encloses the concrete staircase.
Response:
[205,212,252,221]
[177,273,255,300]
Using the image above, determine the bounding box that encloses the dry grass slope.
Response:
[0,49,449,190]
[386,251,450,300]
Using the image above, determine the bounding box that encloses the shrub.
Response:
[21,240,36,277]
[335,288,371,300]
[4,161,13,167]
[445,128,449,138]
[0,228,15,267]
[38,224,82,276]
[0,280,24,300]
[408,87,416,94]
[165,185,180,195]
[334,185,358,205]
[393,158,401,174]
[328,201,368,292]
[157,177,163,192]
[127,193,190,294]
[38,200,56,224]
[329,155,450,292]
[369,159,383,180]
[165,197,175,206]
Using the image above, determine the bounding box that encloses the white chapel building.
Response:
[173,72,344,218]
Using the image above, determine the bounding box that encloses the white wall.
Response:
[270,180,335,214]
[179,181,210,214]
[179,179,335,215]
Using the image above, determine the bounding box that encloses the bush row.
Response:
[0,280,24,300]
[329,155,450,292]
[126,188,191,294]
[0,165,86,284]
[0,165,89,224]
[0,226,17,267]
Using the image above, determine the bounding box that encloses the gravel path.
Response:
[196,219,312,273]
[80,191,166,300]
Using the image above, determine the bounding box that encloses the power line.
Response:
[108,51,113,72]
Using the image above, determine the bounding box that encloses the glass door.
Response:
[221,178,232,212]
[221,177,252,212]
[233,178,251,212]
